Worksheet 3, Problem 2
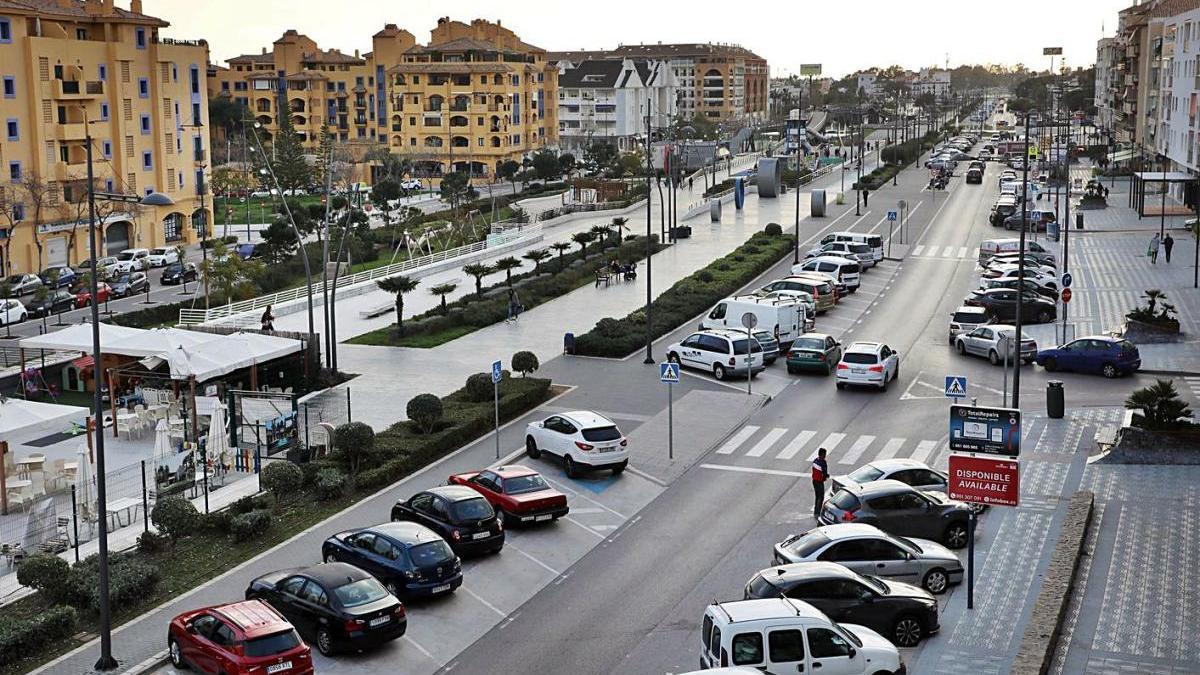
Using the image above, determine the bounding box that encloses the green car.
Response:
[786,333,842,375]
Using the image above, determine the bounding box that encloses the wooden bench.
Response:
[594,271,612,288]
[1094,425,1119,451]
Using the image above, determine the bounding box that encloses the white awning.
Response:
[159,332,304,382]
[1133,170,1195,182]
[1107,149,1135,163]
[0,397,89,445]
[17,323,143,353]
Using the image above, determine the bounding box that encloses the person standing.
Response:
[1149,233,1161,264]
[506,288,521,322]
[260,305,275,332]
[1164,233,1175,263]
[811,447,829,519]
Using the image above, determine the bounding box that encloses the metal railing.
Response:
[179,225,543,326]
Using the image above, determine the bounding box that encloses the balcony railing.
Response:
[54,80,103,98]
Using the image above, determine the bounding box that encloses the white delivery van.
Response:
[820,231,885,264]
[797,256,861,292]
[701,295,807,348]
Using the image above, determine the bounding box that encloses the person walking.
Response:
[863,189,870,208]
[260,305,275,332]
[1164,233,1175,263]
[506,288,521,322]
[811,447,829,519]
[1149,233,1161,264]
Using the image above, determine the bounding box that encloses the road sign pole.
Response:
[888,221,894,258]
[493,380,500,460]
[668,381,674,460]
[967,508,976,610]
[746,325,753,396]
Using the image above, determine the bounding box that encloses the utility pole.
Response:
[1013,111,1031,408]
[643,107,654,365]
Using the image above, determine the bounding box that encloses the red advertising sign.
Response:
[948,454,1020,507]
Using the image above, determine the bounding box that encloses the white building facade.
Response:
[911,68,952,100]
[556,58,677,152]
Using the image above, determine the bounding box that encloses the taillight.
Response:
[394,604,407,617]
[344,618,365,633]
[451,530,461,541]
[837,363,849,370]
[496,519,504,532]
[816,353,825,361]
[574,441,594,451]
[868,365,883,372]
[842,508,858,522]
[619,438,628,447]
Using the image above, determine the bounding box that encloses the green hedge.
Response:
[66,552,161,612]
[574,229,795,357]
[0,606,76,667]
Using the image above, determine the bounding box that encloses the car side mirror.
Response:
[848,646,857,660]
[186,623,198,635]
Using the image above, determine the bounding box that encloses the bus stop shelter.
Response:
[1130,171,1196,218]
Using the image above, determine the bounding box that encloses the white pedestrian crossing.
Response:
[913,244,926,256]
[746,427,788,458]
[875,437,906,460]
[808,432,846,461]
[941,245,956,258]
[838,435,875,465]
[957,246,969,259]
[908,244,975,261]
[716,426,759,455]
[908,439,939,464]
[776,430,816,460]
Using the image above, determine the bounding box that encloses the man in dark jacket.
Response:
[811,447,829,519]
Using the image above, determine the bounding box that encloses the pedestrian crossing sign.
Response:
[945,376,968,399]
[660,362,681,384]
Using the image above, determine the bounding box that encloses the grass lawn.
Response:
[348,323,476,348]
[213,195,323,226]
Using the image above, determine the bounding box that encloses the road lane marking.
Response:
[746,427,788,457]
[875,437,906,460]
[909,440,939,464]
[461,585,507,617]
[839,435,875,465]
[958,246,969,259]
[717,425,760,454]
[623,465,668,487]
[912,245,926,256]
[776,430,816,460]
[941,245,957,258]
[700,463,806,478]
[808,432,846,461]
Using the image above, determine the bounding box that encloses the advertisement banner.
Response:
[949,454,1020,507]
[949,405,1021,456]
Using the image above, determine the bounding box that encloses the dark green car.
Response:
[786,333,842,375]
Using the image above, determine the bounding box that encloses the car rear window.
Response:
[449,497,494,523]
[842,352,878,365]
[792,338,825,351]
[866,236,882,248]
[952,311,983,323]
[848,244,870,253]
[243,629,302,658]
[733,339,764,355]
[333,577,390,608]
[746,573,781,599]
[828,490,861,511]
[409,540,455,566]
[503,473,550,494]
[581,425,622,442]
[1118,340,1139,354]
[847,465,885,483]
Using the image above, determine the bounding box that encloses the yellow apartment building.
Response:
[0,0,210,276]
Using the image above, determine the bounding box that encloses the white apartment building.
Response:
[856,71,879,99]
[912,68,952,100]
[556,58,677,152]
[1095,37,1121,135]
[1158,6,1200,173]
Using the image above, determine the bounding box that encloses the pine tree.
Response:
[270,112,312,194]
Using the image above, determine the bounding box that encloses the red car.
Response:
[167,599,314,675]
[448,465,569,525]
[74,282,112,308]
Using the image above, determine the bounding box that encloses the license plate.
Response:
[432,583,451,593]
[472,532,490,540]
[534,514,552,521]
[598,445,617,453]
[369,615,390,627]
[266,662,292,674]
[852,368,866,374]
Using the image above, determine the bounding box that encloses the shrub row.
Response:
[574,227,795,357]
[16,551,161,612]
[0,605,77,667]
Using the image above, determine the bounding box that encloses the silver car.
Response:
[818,480,973,549]
[3,273,43,296]
[773,523,964,594]
[954,324,1036,365]
[948,306,990,345]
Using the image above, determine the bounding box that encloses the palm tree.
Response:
[571,231,596,259]
[522,248,551,274]
[550,241,572,271]
[1125,379,1193,430]
[493,256,522,286]
[429,282,457,314]
[462,263,494,297]
[590,224,611,249]
[376,275,419,329]
[611,217,629,243]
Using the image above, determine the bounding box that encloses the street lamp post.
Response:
[644,109,654,365]
[84,127,175,671]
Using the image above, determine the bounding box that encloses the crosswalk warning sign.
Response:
[944,376,967,398]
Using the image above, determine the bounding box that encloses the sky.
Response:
[154,0,1133,78]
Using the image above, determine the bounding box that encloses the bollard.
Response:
[1076,212,1084,229]
[1047,380,1065,419]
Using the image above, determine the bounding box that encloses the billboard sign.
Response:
[949,455,1020,507]
[799,64,823,76]
[949,405,1021,457]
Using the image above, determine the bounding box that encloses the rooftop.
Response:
[712,597,824,624]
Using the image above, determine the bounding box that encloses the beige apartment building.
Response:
[0,0,210,276]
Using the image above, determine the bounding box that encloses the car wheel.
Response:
[836,382,845,390]
[989,349,1000,365]
[1036,309,1052,324]
[667,352,680,365]
[713,364,727,380]
[612,460,627,475]
[1043,357,1058,372]
[880,376,888,392]
[525,436,542,459]
[384,579,401,597]
[315,627,336,656]
[1102,363,1119,379]
[323,551,337,563]
[168,637,187,669]
[923,568,950,594]
[564,455,580,479]
[956,340,966,355]
[944,523,969,549]
[787,366,798,375]
[892,615,925,648]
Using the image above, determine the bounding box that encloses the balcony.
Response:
[53,123,87,141]
[449,104,469,112]
[53,79,104,99]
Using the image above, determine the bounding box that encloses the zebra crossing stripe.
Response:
[717,426,759,455]
[957,246,969,259]
[875,437,906,460]
[908,440,938,464]
[838,435,875,465]
[776,430,816,460]
[808,432,846,461]
[746,427,788,458]
[941,245,956,258]
[912,245,926,256]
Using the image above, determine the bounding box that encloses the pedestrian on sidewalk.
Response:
[260,305,275,332]
[1149,233,1161,264]
[506,288,522,322]
[1164,233,1175,263]
[811,447,829,519]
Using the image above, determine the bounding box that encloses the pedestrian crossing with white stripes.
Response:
[1184,376,1200,402]
[707,425,949,470]
[909,244,977,261]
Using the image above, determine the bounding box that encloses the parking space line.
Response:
[746,427,787,457]
[623,465,669,487]
[460,585,507,617]
[700,463,806,478]
[403,635,440,665]
[540,475,628,518]
[506,543,560,576]
[563,516,607,539]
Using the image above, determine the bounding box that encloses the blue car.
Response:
[1035,336,1141,378]
[321,522,462,599]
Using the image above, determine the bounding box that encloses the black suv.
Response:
[390,485,504,556]
[820,479,972,548]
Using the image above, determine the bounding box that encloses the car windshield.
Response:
[243,629,302,658]
[1118,340,1138,353]
[861,574,889,594]
[449,497,493,523]
[952,311,983,323]
[732,339,764,355]
[503,473,550,494]
[5,275,23,284]
[409,540,455,566]
[114,275,130,284]
[746,574,781,599]
[581,425,622,442]
[332,577,390,608]
[894,535,921,554]
[842,353,878,365]
[792,338,825,351]
[165,263,181,272]
[151,249,167,255]
[847,465,885,483]
[788,531,830,557]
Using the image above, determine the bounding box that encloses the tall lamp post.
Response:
[84,127,175,670]
[643,108,655,365]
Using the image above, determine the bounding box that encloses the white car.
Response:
[981,266,1058,290]
[836,341,900,391]
[667,329,765,381]
[806,242,874,268]
[832,458,988,515]
[114,248,150,273]
[145,247,179,267]
[0,298,28,325]
[400,178,423,191]
[525,410,628,478]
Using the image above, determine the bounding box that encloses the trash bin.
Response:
[1047,380,1064,419]
[811,189,827,217]
[1076,212,1084,229]
[563,332,576,355]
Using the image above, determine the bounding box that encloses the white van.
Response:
[701,295,808,348]
[796,256,861,293]
[820,232,884,264]
[978,237,1052,263]
[699,598,904,673]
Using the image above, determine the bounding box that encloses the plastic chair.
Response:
[116,416,134,438]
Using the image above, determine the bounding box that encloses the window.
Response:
[371,536,398,560]
[299,581,328,606]
[281,576,307,596]
[807,627,853,659]
[98,64,106,81]
[731,632,764,666]
[102,141,111,158]
[211,621,236,647]
[0,18,10,43]
[142,151,152,170]
[100,102,109,120]
[5,118,16,141]
[190,614,217,639]
[135,27,145,49]
[140,114,150,134]
[768,630,806,662]
[8,161,20,182]
[2,77,12,98]
[190,66,199,94]
[12,203,23,220]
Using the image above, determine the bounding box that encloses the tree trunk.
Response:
[505,270,512,286]
[395,296,404,328]
[440,295,447,314]
[475,277,483,297]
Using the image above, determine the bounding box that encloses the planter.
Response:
[1098,425,1200,464]
[670,226,692,240]
[1123,317,1181,344]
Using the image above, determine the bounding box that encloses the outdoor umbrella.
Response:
[75,443,95,535]
[207,401,229,478]
[152,418,171,460]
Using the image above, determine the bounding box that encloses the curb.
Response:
[123,650,169,675]
[1012,490,1095,675]
[1138,368,1200,377]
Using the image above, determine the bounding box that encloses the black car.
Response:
[27,288,76,317]
[744,561,939,647]
[979,277,1057,299]
[110,271,149,297]
[245,562,406,657]
[160,261,198,285]
[390,485,504,556]
[322,522,463,599]
[966,288,1057,324]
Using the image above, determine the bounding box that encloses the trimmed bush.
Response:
[465,372,495,402]
[511,351,539,377]
[261,462,303,504]
[299,459,339,488]
[335,421,375,473]
[763,223,783,236]
[16,553,70,602]
[151,495,200,542]
[314,468,347,501]
[0,605,77,668]
[136,530,170,554]
[230,509,274,542]
[406,394,444,434]
[68,553,160,611]
[202,509,233,533]
[229,492,276,515]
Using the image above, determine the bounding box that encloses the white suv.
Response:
[667,329,765,381]
[699,598,903,674]
[836,342,900,391]
[525,410,628,478]
[114,248,150,273]
[145,247,179,267]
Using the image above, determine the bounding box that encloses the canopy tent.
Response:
[161,332,304,382]
[0,396,90,446]
[16,323,142,353]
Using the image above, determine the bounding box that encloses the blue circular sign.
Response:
[1061,272,1072,288]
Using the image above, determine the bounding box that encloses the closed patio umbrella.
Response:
[207,401,229,480]
[152,418,171,460]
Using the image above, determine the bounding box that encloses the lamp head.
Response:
[140,192,174,207]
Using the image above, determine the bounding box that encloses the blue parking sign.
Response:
[491,360,503,384]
